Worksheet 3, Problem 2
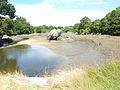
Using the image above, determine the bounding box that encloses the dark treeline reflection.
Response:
[0,45,30,74]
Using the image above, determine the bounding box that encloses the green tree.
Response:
[34,26,41,33]
[100,7,120,35]
[78,16,91,34]
[62,26,73,32]
[33,25,60,33]
[90,19,101,34]
[107,7,120,35]
[13,16,33,34]
[0,0,16,19]
[0,0,15,38]
[57,26,63,29]
[73,23,79,33]
[49,25,55,30]
[0,16,13,35]
[100,17,109,34]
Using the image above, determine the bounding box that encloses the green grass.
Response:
[49,61,120,90]
[0,61,120,90]
[87,61,120,90]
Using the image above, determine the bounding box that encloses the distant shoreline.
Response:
[1,33,120,60]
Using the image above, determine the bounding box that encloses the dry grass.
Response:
[0,72,41,90]
[0,60,120,90]
[47,60,120,90]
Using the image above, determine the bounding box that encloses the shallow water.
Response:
[0,40,107,77]
[0,45,66,77]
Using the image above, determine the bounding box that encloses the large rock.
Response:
[47,29,62,40]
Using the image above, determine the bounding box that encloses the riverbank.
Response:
[0,60,120,90]
[2,33,119,72]
[1,33,120,61]
[0,33,120,89]
[16,33,120,66]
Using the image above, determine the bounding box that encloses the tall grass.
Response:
[49,61,120,90]
[0,73,41,90]
[0,61,120,90]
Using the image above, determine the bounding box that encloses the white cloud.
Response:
[15,2,54,14]
[44,0,87,4]
[14,0,108,26]
[44,0,110,5]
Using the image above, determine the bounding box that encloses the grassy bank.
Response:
[0,61,120,90]
[49,60,120,90]
[0,73,41,90]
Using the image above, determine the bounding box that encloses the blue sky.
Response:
[8,0,120,26]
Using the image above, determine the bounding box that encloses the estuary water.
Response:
[0,45,66,77]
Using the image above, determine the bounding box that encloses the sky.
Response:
[9,0,120,26]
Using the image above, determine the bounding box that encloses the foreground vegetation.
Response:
[0,60,119,90]
[0,73,41,90]
[49,61,120,90]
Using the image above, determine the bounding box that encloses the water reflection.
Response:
[0,45,66,76]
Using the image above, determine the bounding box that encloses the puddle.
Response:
[0,45,66,77]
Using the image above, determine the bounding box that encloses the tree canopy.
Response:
[0,0,16,19]
[103,7,120,35]
[78,16,91,34]
[73,7,120,35]
[12,16,34,35]
[0,0,33,36]
[90,19,101,34]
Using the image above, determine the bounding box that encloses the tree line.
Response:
[75,7,120,36]
[0,0,33,37]
[0,16,33,36]
[33,7,120,36]
[0,0,120,36]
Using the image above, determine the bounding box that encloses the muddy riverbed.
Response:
[0,33,120,76]
[16,33,120,67]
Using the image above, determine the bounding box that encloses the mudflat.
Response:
[16,33,120,67]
